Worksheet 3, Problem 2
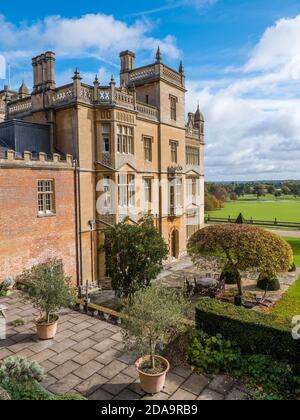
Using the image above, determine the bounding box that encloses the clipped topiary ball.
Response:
[257,273,281,291]
[288,262,297,273]
[220,264,241,285]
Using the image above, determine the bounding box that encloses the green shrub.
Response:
[195,298,300,366]
[0,379,51,400]
[257,273,281,291]
[187,330,241,374]
[0,357,44,383]
[0,379,87,401]
[220,264,241,285]
[0,290,7,297]
[187,329,298,400]
[235,213,245,224]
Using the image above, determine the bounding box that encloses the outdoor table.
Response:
[0,305,7,319]
[195,277,219,288]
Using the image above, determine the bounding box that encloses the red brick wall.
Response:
[0,167,77,284]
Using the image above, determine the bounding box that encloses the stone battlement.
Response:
[0,150,74,168]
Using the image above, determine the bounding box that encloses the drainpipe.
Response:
[74,159,83,291]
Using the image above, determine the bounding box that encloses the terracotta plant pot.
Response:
[35,316,59,340]
[135,355,170,394]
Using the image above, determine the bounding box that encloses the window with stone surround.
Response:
[102,124,111,153]
[144,177,152,203]
[170,140,178,164]
[118,174,135,207]
[186,146,200,166]
[38,180,55,215]
[169,177,183,215]
[117,125,134,155]
[170,95,177,121]
[143,136,152,162]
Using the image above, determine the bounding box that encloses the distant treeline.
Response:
[205,181,300,211]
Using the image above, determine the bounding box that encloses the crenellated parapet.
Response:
[0,150,74,169]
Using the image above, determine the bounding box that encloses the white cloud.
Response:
[245,15,300,73]
[187,15,300,181]
[0,13,180,67]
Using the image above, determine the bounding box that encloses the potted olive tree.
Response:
[20,259,77,340]
[122,285,187,394]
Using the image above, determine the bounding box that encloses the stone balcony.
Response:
[7,83,159,123]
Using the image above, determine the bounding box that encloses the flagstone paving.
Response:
[0,292,249,400]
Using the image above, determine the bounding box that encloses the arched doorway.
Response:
[171,229,179,259]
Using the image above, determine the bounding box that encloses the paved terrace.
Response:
[0,292,248,401]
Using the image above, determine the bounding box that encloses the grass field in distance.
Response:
[207,194,300,223]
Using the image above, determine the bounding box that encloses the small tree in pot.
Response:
[122,285,187,394]
[20,259,77,340]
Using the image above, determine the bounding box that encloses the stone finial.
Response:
[94,74,99,85]
[109,75,116,86]
[179,61,184,75]
[156,46,162,64]
[73,68,82,81]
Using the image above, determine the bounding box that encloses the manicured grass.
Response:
[283,237,300,267]
[272,276,300,321]
[208,198,300,223]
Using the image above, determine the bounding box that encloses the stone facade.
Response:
[0,151,77,282]
[2,49,205,286]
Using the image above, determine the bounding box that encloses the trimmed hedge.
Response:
[195,298,300,367]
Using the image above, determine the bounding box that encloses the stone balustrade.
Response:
[136,102,159,121]
[4,82,159,122]
[7,98,32,115]
[52,85,74,104]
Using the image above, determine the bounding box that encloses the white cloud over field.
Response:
[187,15,300,180]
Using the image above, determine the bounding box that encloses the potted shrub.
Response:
[122,285,187,394]
[20,259,76,340]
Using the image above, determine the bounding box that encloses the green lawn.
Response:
[208,198,300,223]
[272,276,300,321]
[283,237,300,267]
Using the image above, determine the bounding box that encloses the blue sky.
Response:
[1,0,300,180]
